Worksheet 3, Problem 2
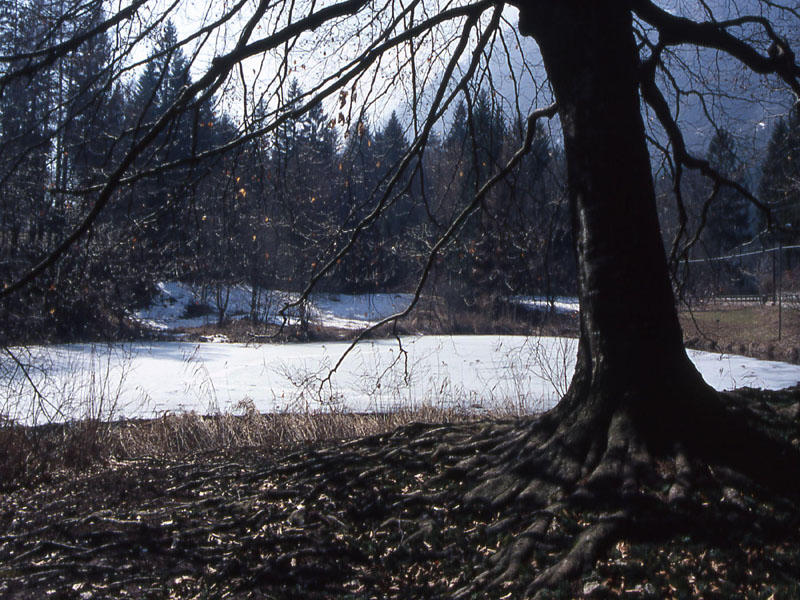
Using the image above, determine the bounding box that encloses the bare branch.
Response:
[633,0,800,96]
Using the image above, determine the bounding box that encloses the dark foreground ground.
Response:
[3,387,800,599]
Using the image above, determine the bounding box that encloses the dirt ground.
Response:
[3,404,800,599]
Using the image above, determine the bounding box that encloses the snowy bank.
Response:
[134,282,414,331]
[510,296,580,315]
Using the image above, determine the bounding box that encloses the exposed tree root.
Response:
[2,387,800,598]
[439,379,800,597]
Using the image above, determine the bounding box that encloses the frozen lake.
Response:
[3,336,800,425]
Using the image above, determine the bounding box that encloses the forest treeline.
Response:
[0,6,798,343]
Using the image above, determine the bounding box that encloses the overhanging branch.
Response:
[632,0,800,96]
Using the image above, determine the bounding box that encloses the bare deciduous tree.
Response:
[2,0,800,592]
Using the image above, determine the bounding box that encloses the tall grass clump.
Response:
[0,344,131,489]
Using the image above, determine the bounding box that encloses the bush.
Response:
[183,301,214,319]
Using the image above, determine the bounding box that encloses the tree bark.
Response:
[514,2,709,424]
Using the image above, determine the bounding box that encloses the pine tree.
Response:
[445,100,468,151]
[264,79,340,291]
[0,0,52,254]
[126,19,205,274]
[61,2,123,189]
[704,127,752,255]
[367,111,412,287]
[759,109,800,243]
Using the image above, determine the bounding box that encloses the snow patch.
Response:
[511,296,580,315]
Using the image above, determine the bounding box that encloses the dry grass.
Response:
[111,402,482,459]
[681,301,800,363]
[0,418,112,490]
[1,399,541,490]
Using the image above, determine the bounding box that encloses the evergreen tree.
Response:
[375,111,407,169]
[368,111,412,287]
[332,120,382,292]
[695,128,751,257]
[126,19,214,275]
[265,79,339,290]
[503,119,572,298]
[0,0,52,254]
[61,2,124,189]
[441,91,511,308]
[445,100,468,150]
[759,109,800,243]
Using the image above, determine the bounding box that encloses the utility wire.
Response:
[686,244,800,263]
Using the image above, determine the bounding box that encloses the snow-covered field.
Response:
[3,336,800,425]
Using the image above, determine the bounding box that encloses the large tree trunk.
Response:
[517,3,708,418]
[510,3,797,488]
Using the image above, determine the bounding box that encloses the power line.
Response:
[685,244,800,264]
